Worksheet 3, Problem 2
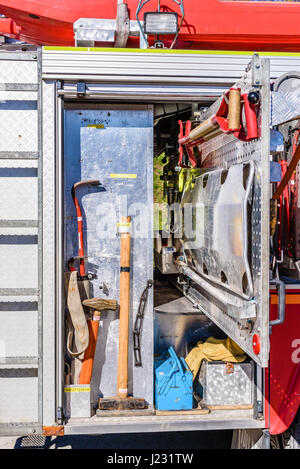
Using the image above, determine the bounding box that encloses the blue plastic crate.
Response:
[154,346,193,411]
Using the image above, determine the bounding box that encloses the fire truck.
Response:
[0,0,300,450]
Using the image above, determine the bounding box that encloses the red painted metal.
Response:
[0,17,21,38]
[266,290,300,435]
[2,0,300,50]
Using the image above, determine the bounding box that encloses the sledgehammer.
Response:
[98,216,148,414]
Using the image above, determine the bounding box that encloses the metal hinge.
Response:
[56,406,64,425]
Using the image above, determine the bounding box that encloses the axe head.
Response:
[82,297,118,312]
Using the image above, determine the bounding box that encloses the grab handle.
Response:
[270,278,286,333]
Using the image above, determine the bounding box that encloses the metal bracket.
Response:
[76,81,86,98]
[73,17,141,47]
[252,54,262,87]
[115,2,130,48]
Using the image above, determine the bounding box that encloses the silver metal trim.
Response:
[260,58,271,367]
[180,266,256,320]
[64,415,265,435]
[0,288,39,296]
[0,152,39,160]
[0,357,39,366]
[37,46,43,433]
[0,52,38,61]
[0,83,38,91]
[243,162,255,299]
[55,90,64,422]
[0,423,41,436]
[57,87,224,103]
[0,220,38,227]
[41,80,57,427]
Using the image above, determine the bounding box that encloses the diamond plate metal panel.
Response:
[0,108,38,152]
[0,176,38,220]
[0,50,41,430]
[0,91,38,101]
[0,60,37,84]
[0,160,38,168]
[0,295,38,303]
[0,309,38,358]
[0,374,38,423]
[0,245,38,289]
[0,227,38,235]
[271,89,300,126]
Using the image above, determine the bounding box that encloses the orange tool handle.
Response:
[79,315,100,385]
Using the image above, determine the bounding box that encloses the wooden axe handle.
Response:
[228,88,241,131]
[117,216,131,399]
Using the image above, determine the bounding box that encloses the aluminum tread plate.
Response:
[0,374,38,423]
[0,311,38,359]
[181,57,270,367]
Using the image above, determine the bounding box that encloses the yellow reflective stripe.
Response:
[110,173,137,179]
[43,46,300,57]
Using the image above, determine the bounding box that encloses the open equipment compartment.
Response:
[47,50,269,434]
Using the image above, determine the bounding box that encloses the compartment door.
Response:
[181,55,270,367]
[0,50,42,435]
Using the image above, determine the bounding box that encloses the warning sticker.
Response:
[110,173,137,179]
[64,387,90,393]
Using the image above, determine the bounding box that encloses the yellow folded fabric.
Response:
[185,336,246,380]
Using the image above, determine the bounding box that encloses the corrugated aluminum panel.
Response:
[42,48,300,87]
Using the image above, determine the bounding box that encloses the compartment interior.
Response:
[61,99,264,432]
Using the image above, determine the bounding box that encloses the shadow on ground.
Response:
[14,430,232,449]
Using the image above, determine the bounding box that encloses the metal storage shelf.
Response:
[64,411,264,435]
